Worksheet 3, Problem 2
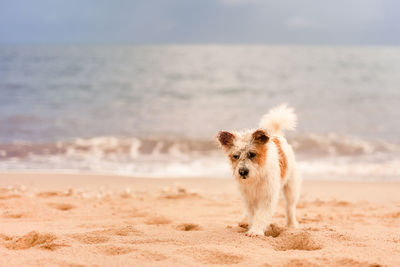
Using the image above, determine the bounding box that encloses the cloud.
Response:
[0,0,399,44]
[285,16,312,30]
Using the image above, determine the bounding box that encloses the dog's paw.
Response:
[245,229,264,237]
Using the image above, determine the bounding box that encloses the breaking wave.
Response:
[0,134,399,180]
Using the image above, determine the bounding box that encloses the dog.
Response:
[217,104,301,237]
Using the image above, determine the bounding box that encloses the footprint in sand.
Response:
[36,189,73,198]
[118,207,148,218]
[331,200,351,207]
[299,214,323,223]
[125,238,183,246]
[4,231,66,250]
[70,233,110,244]
[271,230,322,251]
[95,225,142,236]
[159,184,199,199]
[336,258,382,267]
[55,260,86,267]
[145,216,171,225]
[226,225,247,234]
[0,193,21,200]
[281,259,321,267]
[329,232,352,242]
[0,233,11,241]
[48,203,76,211]
[2,211,25,218]
[97,245,167,261]
[306,198,351,208]
[97,245,137,256]
[0,186,25,200]
[264,224,285,238]
[71,225,141,245]
[175,223,201,231]
[384,211,400,219]
[140,250,168,261]
[183,248,243,265]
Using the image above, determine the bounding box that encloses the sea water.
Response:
[1,45,399,180]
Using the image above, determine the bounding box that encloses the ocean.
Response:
[0,45,399,180]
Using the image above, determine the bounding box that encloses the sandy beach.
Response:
[0,172,399,267]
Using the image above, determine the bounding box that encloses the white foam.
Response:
[0,151,399,181]
[0,134,399,181]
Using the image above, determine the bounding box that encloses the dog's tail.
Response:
[259,104,297,136]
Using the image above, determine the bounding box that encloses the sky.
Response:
[0,0,399,45]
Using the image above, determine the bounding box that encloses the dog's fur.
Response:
[217,104,301,237]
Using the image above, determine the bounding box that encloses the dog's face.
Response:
[217,129,269,182]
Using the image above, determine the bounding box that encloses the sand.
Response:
[0,172,399,267]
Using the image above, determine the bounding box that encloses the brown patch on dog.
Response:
[251,129,269,167]
[253,144,267,167]
[273,138,287,179]
[217,131,235,149]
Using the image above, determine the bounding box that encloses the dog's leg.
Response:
[237,192,254,229]
[283,170,301,228]
[238,210,249,229]
[245,182,280,237]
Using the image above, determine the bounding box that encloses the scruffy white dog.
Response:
[217,104,301,237]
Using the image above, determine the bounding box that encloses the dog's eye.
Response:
[248,152,256,159]
[232,154,240,160]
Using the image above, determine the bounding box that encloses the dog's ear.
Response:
[252,129,269,145]
[217,131,235,149]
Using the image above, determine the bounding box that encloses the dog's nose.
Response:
[239,168,249,178]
